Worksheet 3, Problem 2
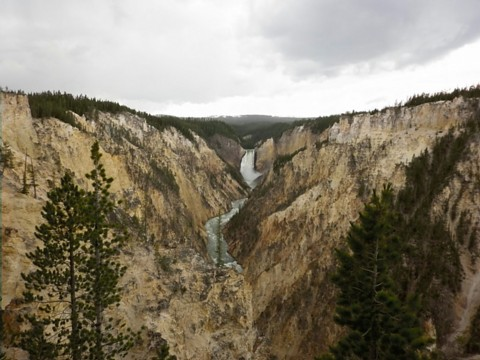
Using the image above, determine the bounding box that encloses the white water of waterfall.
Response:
[205,149,261,272]
[240,149,262,189]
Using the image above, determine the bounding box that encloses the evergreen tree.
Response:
[21,153,29,195]
[465,307,480,354]
[0,143,14,172]
[19,317,59,360]
[20,172,89,359]
[83,141,135,360]
[320,184,429,360]
[152,342,177,360]
[19,142,136,359]
[30,157,38,199]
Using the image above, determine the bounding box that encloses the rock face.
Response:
[1,92,253,359]
[207,133,245,170]
[256,125,321,173]
[226,97,480,359]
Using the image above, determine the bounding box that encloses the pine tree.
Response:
[152,342,177,360]
[20,172,89,359]
[21,153,29,194]
[19,317,59,360]
[29,157,38,199]
[83,141,135,360]
[320,184,429,360]
[19,142,136,359]
[0,143,14,172]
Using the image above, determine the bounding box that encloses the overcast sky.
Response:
[1,0,480,117]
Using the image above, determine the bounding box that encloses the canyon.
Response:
[2,92,480,359]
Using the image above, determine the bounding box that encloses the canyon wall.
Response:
[207,133,246,170]
[1,93,254,359]
[227,97,480,359]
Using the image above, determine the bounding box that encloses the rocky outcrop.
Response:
[1,92,253,359]
[207,133,245,169]
[226,97,480,359]
[256,125,321,173]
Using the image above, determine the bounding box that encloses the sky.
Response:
[1,0,480,118]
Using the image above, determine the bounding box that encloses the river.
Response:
[205,149,261,272]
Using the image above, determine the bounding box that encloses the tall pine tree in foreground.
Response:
[319,184,429,360]
[83,141,135,360]
[20,142,135,359]
[21,172,88,359]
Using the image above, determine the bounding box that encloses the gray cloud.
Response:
[1,0,479,116]
[252,0,480,75]
[0,0,251,103]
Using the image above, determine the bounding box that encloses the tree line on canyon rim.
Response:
[5,83,478,148]
[1,85,479,359]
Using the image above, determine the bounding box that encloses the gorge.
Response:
[1,89,480,359]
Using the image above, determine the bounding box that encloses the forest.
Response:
[27,91,239,144]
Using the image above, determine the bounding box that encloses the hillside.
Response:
[226,94,480,359]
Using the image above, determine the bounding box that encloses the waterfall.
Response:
[240,149,261,189]
[204,149,262,272]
